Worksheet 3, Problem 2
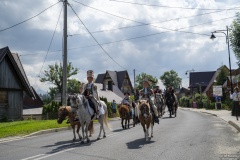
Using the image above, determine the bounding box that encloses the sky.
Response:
[1,0,240,94]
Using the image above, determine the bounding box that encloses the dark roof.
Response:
[23,87,44,109]
[0,46,35,98]
[179,87,190,93]
[189,71,216,88]
[95,73,105,83]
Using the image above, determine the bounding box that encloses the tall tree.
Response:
[230,12,240,65]
[160,70,182,89]
[216,67,228,85]
[39,62,79,98]
[135,73,158,90]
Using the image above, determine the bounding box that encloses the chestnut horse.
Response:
[118,104,131,129]
[57,106,94,141]
[138,100,154,141]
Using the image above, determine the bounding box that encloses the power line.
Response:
[47,15,233,53]
[20,14,232,56]
[71,0,234,37]
[109,0,240,11]
[0,1,61,33]
[33,5,63,88]
[68,4,127,70]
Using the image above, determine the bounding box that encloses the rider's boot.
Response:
[154,115,159,124]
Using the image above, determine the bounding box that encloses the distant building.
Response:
[23,87,44,120]
[0,47,35,121]
[95,70,134,96]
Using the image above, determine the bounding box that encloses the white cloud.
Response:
[1,0,240,94]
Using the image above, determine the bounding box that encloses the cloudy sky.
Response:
[1,0,240,94]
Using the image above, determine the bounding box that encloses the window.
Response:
[0,91,8,105]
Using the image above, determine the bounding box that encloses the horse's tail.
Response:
[88,120,94,135]
[104,108,112,130]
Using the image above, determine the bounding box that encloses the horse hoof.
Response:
[87,139,90,143]
[81,141,84,144]
[97,137,100,140]
[103,135,106,138]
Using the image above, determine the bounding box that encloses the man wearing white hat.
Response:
[82,70,100,120]
[139,77,159,124]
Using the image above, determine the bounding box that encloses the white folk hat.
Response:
[143,77,150,84]
[87,70,94,78]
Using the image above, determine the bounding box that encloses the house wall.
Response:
[0,56,24,121]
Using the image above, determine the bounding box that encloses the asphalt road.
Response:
[0,109,240,160]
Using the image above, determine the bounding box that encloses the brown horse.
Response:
[118,104,131,129]
[57,106,94,141]
[138,100,153,141]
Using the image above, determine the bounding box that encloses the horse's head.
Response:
[139,100,151,118]
[57,106,69,124]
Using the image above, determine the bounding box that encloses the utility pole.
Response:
[133,69,136,88]
[62,0,68,105]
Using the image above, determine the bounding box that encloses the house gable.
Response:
[0,47,34,98]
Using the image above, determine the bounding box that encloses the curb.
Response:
[1,118,122,140]
[228,121,240,132]
[25,126,72,137]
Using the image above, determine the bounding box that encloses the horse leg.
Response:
[151,122,153,138]
[72,125,76,141]
[97,116,103,140]
[76,123,82,141]
[102,118,106,138]
[121,118,124,129]
[128,118,130,129]
[125,118,127,129]
[85,123,90,143]
[81,123,85,144]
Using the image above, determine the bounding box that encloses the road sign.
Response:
[213,85,222,97]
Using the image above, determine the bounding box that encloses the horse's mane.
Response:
[59,106,71,112]
[138,100,150,110]
[118,105,130,113]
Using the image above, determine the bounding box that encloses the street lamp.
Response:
[210,26,233,93]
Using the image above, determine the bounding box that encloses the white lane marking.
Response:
[34,148,75,160]
[20,154,45,160]
[0,136,37,144]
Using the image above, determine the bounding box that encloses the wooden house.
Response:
[0,47,35,121]
[95,70,134,96]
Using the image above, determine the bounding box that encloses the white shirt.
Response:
[230,92,240,101]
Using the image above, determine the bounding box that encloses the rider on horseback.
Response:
[121,92,133,116]
[82,70,99,120]
[139,77,159,124]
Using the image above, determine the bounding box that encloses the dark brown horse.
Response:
[57,106,94,141]
[118,104,131,129]
[138,100,153,141]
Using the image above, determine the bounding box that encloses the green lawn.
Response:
[0,120,69,139]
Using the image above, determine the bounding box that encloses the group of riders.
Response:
[68,70,178,125]
[121,77,177,124]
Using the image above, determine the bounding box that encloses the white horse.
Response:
[69,94,110,143]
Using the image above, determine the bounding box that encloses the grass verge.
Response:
[0,120,69,139]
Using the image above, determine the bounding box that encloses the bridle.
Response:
[58,107,68,122]
[140,103,150,119]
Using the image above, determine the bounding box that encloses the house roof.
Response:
[189,71,216,88]
[0,47,35,98]
[95,70,133,91]
[95,73,105,83]
[23,87,44,109]
[106,70,118,85]
[95,83,124,104]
